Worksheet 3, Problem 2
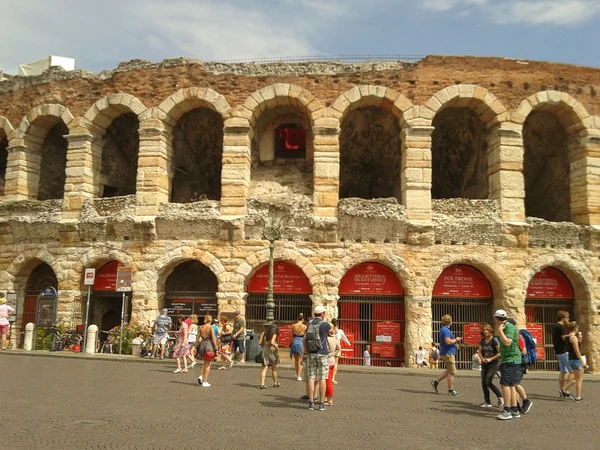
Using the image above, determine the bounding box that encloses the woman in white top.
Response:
[331,318,350,384]
[186,314,199,368]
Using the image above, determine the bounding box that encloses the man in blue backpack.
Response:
[304,306,331,411]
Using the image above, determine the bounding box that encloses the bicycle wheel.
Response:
[41,334,56,351]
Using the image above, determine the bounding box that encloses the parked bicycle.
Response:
[40,326,83,352]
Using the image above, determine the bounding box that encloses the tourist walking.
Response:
[325,328,341,406]
[506,318,532,414]
[476,324,503,407]
[0,293,15,350]
[172,316,190,373]
[290,314,307,381]
[305,306,331,411]
[331,318,350,384]
[562,321,588,401]
[197,315,218,387]
[416,346,427,368]
[151,308,172,359]
[553,310,575,399]
[232,310,246,364]
[259,323,280,389]
[431,315,462,396]
[218,315,234,370]
[494,310,523,420]
[186,315,199,368]
[429,343,439,369]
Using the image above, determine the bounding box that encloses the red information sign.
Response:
[340,332,355,358]
[463,323,484,346]
[372,343,396,358]
[433,265,491,298]
[247,262,312,294]
[526,268,573,300]
[526,323,545,360]
[375,321,401,343]
[278,325,293,348]
[339,263,404,296]
[93,261,123,291]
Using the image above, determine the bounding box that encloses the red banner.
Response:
[278,325,293,348]
[247,262,312,294]
[463,323,484,346]
[375,321,401,343]
[340,332,355,358]
[339,263,404,296]
[372,343,396,358]
[526,323,545,360]
[433,265,491,298]
[93,261,123,291]
[526,268,573,300]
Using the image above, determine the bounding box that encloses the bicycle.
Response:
[40,326,83,352]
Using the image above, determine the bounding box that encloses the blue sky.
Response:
[0,0,598,74]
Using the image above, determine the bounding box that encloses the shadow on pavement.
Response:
[234,383,262,389]
[396,388,437,395]
[259,395,308,410]
[529,393,565,403]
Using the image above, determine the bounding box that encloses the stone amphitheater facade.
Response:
[0,55,599,370]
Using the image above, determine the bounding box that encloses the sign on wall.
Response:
[93,261,123,291]
[375,321,401,343]
[526,323,545,360]
[526,268,573,300]
[463,323,484,346]
[247,262,312,294]
[84,268,96,286]
[116,267,132,292]
[278,325,293,347]
[432,265,492,298]
[340,332,355,359]
[339,263,404,296]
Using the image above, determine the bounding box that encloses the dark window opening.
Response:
[524,111,571,222]
[101,113,139,198]
[0,137,8,196]
[38,122,68,201]
[275,124,306,159]
[431,108,488,199]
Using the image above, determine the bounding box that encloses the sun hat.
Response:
[0,298,6,305]
[494,309,508,319]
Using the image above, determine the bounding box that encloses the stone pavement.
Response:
[1,353,598,450]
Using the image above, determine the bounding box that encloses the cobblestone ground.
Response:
[1,355,597,450]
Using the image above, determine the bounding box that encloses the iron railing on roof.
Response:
[206,54,425,64]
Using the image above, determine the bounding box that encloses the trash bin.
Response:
[244,330,262,363]
[131,337,143,356]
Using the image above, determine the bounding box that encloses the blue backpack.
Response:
[519,329,538,367]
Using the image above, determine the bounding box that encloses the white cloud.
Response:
[422,0,488,12]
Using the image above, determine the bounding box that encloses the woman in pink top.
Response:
[0,295,15,350]
[172,316,190,373]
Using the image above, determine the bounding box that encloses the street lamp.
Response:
[262,213,291,327]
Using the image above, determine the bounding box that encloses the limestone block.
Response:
[315,192,339,207]
[314,206,337,217]
[314,162,339,180]
[343,86,361,104]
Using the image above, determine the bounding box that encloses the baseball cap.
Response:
[494,309,507,319]
[234,310,241,315]
[314,306,326,315]
[162,308,168,313]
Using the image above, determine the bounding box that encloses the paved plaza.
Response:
[1,354,598,449]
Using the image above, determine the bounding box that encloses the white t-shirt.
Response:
[363,350,371,366]
[0,304,15,326]
[416,350,425,364]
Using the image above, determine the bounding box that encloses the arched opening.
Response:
[339,106,402,201]
[0,133,7,196]
[431,108,488,199]
[432,265,493,370]
[246,261,313,333]
[250,106,313,202]
[90,261,132,342]
[22,263,58,338]
[38,122,68,200]
[523,111,571,222]
[338,263,405,367]
[170,108,223,203]
[525,267,574,371]
[100,113,139,197]
[164,261,218,324]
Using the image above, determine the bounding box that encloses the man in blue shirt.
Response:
[431,314,462,396]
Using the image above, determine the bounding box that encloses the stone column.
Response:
[404,295,433,368]
[570,131,600,225]
[131,290,160,326]
[310,293,339,318]
[401,125,434,223]
[312,124,340,219]
[488,123,526,223]
[63,133,100,219]
[4,140,42,201]
[217,292,248,315]
[221,119,251,218]
[136,119,171,217]
[56,290,82,329]
[495,288,526,329]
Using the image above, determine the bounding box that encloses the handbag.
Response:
[221,334,233,344]
[204,350,215,361]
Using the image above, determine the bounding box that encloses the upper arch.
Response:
[83,93,147,133]
[146,87,231,126]
[515,91,589,133]
[0,116,13,139]
[17,104,74,139]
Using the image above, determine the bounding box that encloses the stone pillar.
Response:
[404,295,432,368]
[136,119,171,217]
[488,123,526,223]
[4,140,42,201]
[56,290,82,328]
[23,323,35,351]
[131,290,160,326]
[310,293,339,318]
[495,288,526,329]
[570,131,600,225]
[63,133,100,219]
[217,292,248,315]
[313,124,340,219]
[401,125,434,224]
[221,119,251,218]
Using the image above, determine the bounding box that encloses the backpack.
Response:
[432,349,439,361]
[305,320,323,354]
[519,329,538,367]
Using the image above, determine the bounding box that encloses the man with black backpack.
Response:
[304,305,331,411]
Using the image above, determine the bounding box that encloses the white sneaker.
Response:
[497,410,512,420]
[197,377,203,385]
[297,377,303,381]
[202,382,211,387]
[190,362,197,368]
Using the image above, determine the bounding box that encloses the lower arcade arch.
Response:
[89,261,132,338]
[338,263,405,367]
[22,263,58,336]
